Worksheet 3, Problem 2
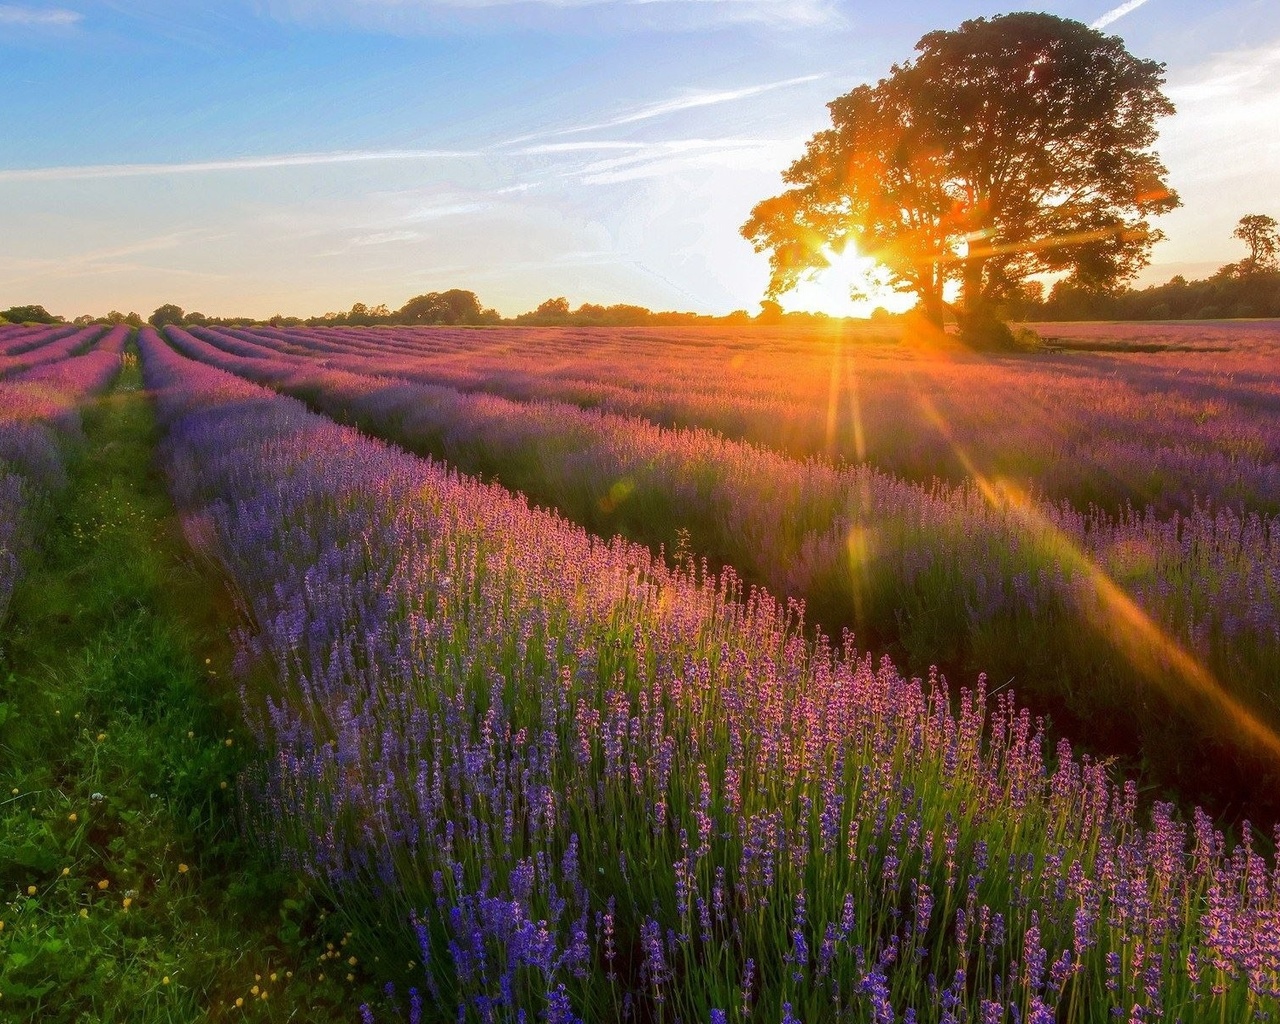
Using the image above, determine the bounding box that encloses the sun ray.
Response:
[908,387,1280,766]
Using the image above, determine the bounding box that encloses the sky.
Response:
[0,0,1277,319]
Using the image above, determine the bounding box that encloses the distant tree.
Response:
[756,299,784,324]
[743,12,1179,348]
[1,304,62,324]
[1233,214,1279,273]
[399,290,485,325]
[149,304,185,328]
[536,297,570,318]
[73,314,96,326]
[184,311,209,326]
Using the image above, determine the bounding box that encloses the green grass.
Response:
[0,354,372,1021]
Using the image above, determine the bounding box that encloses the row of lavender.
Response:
[222,322,1280,516]
[139,326,1280,1021]
[167,324,1280,817]
[0,323,107,379]
[0,326,127,632]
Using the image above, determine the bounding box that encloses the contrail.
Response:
[0,149,478,184]
[501,74,827,146]
[1092,0,1153,30]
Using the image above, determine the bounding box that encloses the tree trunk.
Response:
[958,260,1014,350]
[920,290,946,330]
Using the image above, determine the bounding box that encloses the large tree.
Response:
[742,12,1179,347]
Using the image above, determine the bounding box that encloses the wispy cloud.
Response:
[0,149,479,184]
[0,4,81,25]
[0,229,222,290]
[504,74,826,146]
[565,137,794,185]
[514,141,651,155]
[1092,0,1154,30]
[349,230,423,247]
[259,0,838,33]
[1166,40,1280,103]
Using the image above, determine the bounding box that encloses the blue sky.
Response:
[1,0,1277,318]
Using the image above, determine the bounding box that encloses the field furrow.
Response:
[161,323,1280,821]
[137,325,1279,1023]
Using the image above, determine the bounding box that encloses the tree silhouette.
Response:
[1,304,63,324]
[399,289,485,325]
[1233,214,1279,273]
[149,304,185,328]
[742,12,1179,348]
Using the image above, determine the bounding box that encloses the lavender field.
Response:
[3,322,1279,1022]
[160,320,1280,818]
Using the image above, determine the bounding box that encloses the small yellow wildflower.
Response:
[178,863,189,874]
[61,867,70,877]
[235,997,244,1008]
[224,738,233,747]
[162,976,170,986]
[346,973,355,983]
[79,909,88,918]
[122,897,132,909]
[26,886,36,896]
[97,879,109,890]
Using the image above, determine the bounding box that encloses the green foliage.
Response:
[148,304,186,329]
[1,305,63,325]
[1035,267,1280,321]
[743,12,1179,341]
[1234,213,1280,273]
[99,310,146,328]
[398,289,494,325]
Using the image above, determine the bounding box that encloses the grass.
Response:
[0,353,373,1021]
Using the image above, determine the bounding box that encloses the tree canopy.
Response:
[1233,214,1279,274]
[149,304,186,328]
[1,304,63,325]
[398,289,495,325]
[742,12,1179,347]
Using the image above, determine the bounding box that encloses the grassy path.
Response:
[0,354,365,1021]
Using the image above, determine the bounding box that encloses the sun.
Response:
[782,244,915,318]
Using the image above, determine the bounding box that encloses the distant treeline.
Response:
[0,294,834,330]
[1020,265,1280,322]
[5,269,1279,332]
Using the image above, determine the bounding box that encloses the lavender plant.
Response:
[164,325,1280,814]
[140,327,1280,1023]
